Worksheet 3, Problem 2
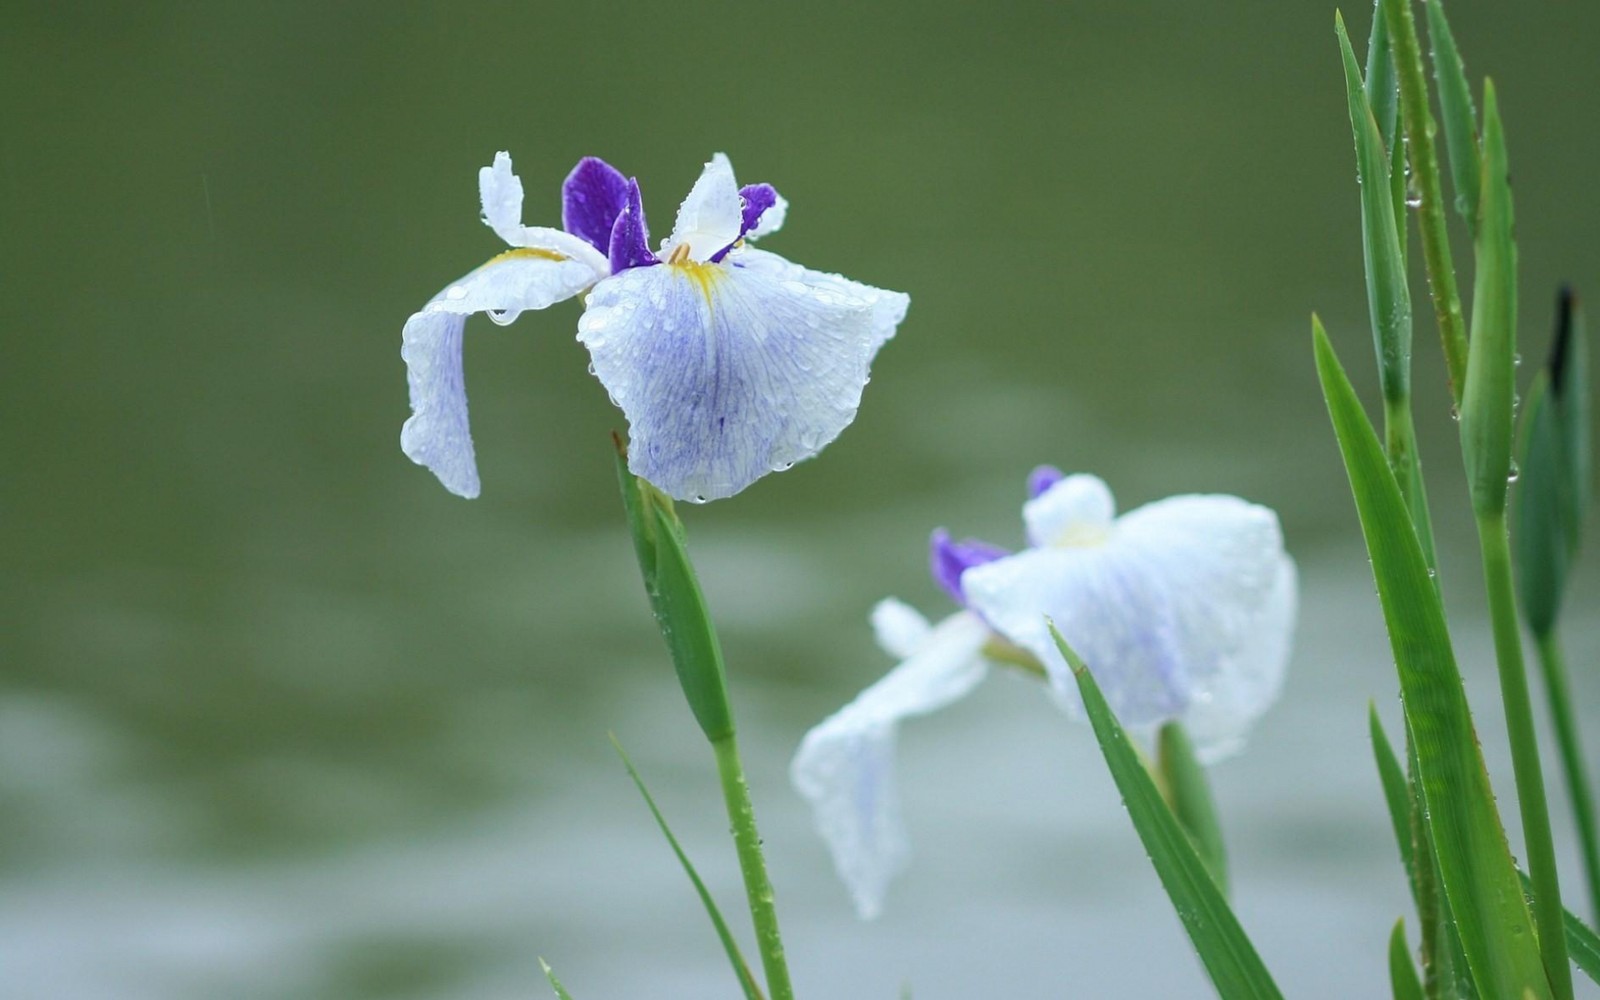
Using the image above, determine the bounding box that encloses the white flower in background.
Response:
[791,467,1297,918]
[401,153,908,502]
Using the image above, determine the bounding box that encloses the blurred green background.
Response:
[3,2,1598,997]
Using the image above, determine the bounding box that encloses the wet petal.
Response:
[666,153,743,262]
[871,597,932,659]
[608,179,657,273]
[401,251,601,498]
[962,493,1291,734]
[477,152,611,270]
[790,611,990,919]
[562,156,631,254]
[576,250,907,501]
[1179,553,1297,763]
[1023,473,1115,548]
[737,248,907,355]
[741,183,788,240]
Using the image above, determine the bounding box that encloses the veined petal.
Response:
[477,152,611,273]
[871,597,932,659]
[666,153,743,262]
[737,248,908,354]
[400,251,599,498]
[577,250,906,501]
[608,179,657,273]
[790,611,990,919]
[963,492,1291,733]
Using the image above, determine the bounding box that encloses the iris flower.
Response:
[400,152,908,502]
[790,468,1297,918]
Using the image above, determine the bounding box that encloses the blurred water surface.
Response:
[3,1,1599,997]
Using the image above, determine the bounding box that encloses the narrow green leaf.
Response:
[1423,0,1481,232]
[647,501,735,742]
[1370,705,1414,878]
[611,735,766,1000]
[539,958,578,1000]
[1338,11,1414,407]
[1365,1,1399,148]
[1461,80,1517,517]
[1513,867,1600,986]
[1053,624,1284,1000]
[613,434,659,585]
[1158,722,1229,893]
[1391,919,1425,1000]
[1518,290,1590,633]
[1313,317,1551,998]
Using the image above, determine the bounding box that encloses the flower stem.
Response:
[712,732,795,1000]
[1536,629,1600,926]
[1477,511,1572,1000]
[1382,0,1469,401]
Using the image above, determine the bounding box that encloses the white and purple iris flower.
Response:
[790,468,1297,918]
[401,153,909,502]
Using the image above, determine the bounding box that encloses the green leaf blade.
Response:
[1390,919,1425,1000]
[1313,318,1550,999]
[1054,625,1284,1000]
[1423,0,1482,232]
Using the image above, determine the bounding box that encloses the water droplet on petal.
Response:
[487,309,522,326]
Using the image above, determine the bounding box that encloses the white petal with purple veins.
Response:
[962,489,1289,732]
[577,252,906,501]
[666,153,743,261]
[790,610,990,919]
[1023,473,1115,548]
[401,252,601,498]
[736,248,908,354]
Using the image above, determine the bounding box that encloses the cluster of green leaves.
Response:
[1059,3,1594,998]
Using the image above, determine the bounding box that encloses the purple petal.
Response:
[608,179,658,273]
[739,183,779,235]
[562,157,631,254]
[709,183,782,263]
[929,529,1009,606]
[1028,465,1066,499]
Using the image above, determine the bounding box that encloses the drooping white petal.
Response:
[401,251,601,498]
[736,248,908,354]
[747,191,788,240]
[666,153,744,262]
[962,493,1290,735]
[477,152,611,273]
[1023,473,1116,548]
[871,598,933,659]
[790,611,990,919]
[576,251,907,501]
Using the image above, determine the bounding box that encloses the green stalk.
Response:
[1536,630,1600,925]
[712,734,795,1000]
[1381,0,1469,400]
[1478,513,1572,1000]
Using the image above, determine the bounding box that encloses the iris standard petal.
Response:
[741,183,788,240]
[475,153,612,271]
[576,251,906,501]
[1023,473,1116,548]
[790,611,990,919]
[401,250,602,498]
[870,597,934,660]
[666,153,744,261]
[561,156,631,254]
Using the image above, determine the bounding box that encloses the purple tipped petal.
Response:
[608,179,658,273]
[929,529,1009,606]
[1028,465,1066,499]
[563,157,631,254]
[710,183,783,263]
[739,184,779,235]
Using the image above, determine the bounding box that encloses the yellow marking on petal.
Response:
[1051,522,1111,548]
[490,247,567,264]
[672,259,724,305]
